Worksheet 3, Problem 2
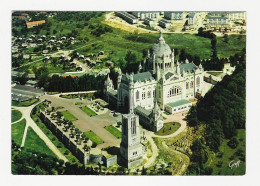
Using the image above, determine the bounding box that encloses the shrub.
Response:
[228,137,239,149]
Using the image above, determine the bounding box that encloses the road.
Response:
[12,102,68,162]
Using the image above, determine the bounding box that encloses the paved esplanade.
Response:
[40,95,121,149]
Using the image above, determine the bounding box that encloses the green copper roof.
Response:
[165,72,174,80]
[133,72,154,82]
[107,89,117,96]
[180,63,197,73]
[135,106,152,116]
[167,99,191,108]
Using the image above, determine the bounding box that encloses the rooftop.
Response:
[180,62,198,73]
[167,99,191,108]
[135,106,152,116]
[133,71,154,82]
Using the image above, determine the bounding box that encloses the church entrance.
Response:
[123,95,129,113]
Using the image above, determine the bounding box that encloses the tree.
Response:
[224,34,229,43]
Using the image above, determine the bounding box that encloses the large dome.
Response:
[151,33,172,57]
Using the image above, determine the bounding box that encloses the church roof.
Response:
[180,63,198,73]
[164,72,174,80]
[133,72,154,82]
[135,106,152,116]
[107,89,117,96]
[151,33,172,57]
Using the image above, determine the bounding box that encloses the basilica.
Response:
[104,33,204,132]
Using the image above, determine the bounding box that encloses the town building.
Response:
[207,17,229,26]
[164,11,185,20]
[132,12,160,20]
[188,12,197,25]
[115,12,138,24]
[208,11,246,21]
[26,20,46,28]
[104,33,204,131]
[143,17,156,27]
[159,19,171,28]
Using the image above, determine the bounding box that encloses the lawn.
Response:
[12,98,39,107]
[75,102,83,105]
[24,127,55,157]
[47,92,59,95]
[12,109,22,123]
[105,125,121,139]
[80,106,97,117]
[205,129,246,175]
[155,122,181,136]
[11,119,26,145]
[56,106,64,110]
[84,130,103,145]
[61,110,78,121]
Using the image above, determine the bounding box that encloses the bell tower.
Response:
[120,88,143,169]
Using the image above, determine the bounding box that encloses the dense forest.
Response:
[185,50,246,175]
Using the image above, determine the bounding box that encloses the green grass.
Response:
[12,109,22,123]
[24,127,55,157]
[207,71,223,76]
[105,125,121,139]
[47,92,59,95]
[14,13,246,74]
[155,122,181,136]
[12,98,39,107]
[56,106,64,110]
[12,119,26,145]
[80,106,97,117]
[75,102,83,105]
[206,129,245,175]
[61,110,78,121]
[84,130,103,145]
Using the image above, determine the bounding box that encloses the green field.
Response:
[24,127,55,157]
[56,106,64,110]
[80,106,97,117]
[12,119,26,145]
[12,109,22,123]
[47,92,59,95]
[12,98,39,107]
[61,110,78,121]
[84,130,103,145]
[155,122,181,136]
[15,12,246,74]
[206,129,246,175]
[105,125,121,139]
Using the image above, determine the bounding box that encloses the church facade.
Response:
[104,33,204,132]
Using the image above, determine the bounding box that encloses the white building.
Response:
[104,33,204,132]
[188,12,197,25]
[164,11,185,20]
[132,12,160,20]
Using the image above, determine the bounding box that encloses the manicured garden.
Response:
[12,98,39,107]
[155,122,181,136]
[12,109,22,123]
[11,119,26,145]
[61,110,78,121]
[105,125,121,139]
[80,106,97,117]
[24,127,55,157]
[84,130,103,145]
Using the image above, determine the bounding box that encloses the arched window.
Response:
[190,81,194,88]
[136,90,139,101]
[196,76,200,87]
[168,86,181,97]
[148,91,151,98]
[186,82,189,89]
